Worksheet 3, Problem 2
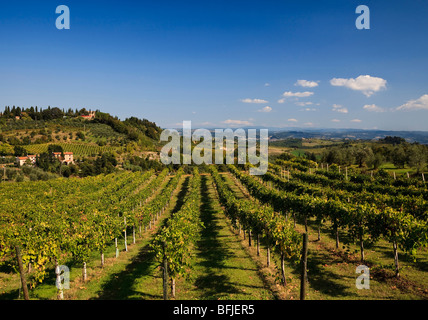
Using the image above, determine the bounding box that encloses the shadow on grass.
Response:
[369,242,428,274]
[193,175,243,299]
[91,176,190,300]
[90,242,161,300]
[285,220,358,298]
[305,245,357,298]
[0,288,20,300]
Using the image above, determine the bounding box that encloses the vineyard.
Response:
[0,159,427,300]
[23,142,118,157]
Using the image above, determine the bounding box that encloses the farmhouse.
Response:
[52,152,74,164]
[80,111,96,120]
[15,155,37,166]
[16,152,75,166]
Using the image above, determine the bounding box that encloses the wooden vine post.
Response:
[15,246,29,300]
[257,234,260,256]
[124,216,128,252]
[162,241,168,300]
[248,230,252,247]
[83,262,87,282]
[300,233,308,300]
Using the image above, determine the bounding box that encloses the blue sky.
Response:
[1,0,428,131]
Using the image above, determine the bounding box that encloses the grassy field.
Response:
[378,162,428,176]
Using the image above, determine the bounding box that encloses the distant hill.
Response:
[0,107,163,158]
[268,128,428,145]
[173,125,428,145]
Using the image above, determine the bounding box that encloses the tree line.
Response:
[1,106,163,144]
[319,137,428,173]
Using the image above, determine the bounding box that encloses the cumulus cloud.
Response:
[332,104,349,114]
[222,119,253,126]
[351,119,362,123]
[363,104,385,112]
[282,91,314,98]
[288,118,298,122]
[330,75,387,97]
[295,101,313,107]
[331,119,341,122]
[258,106,272,113]
[295,80,319,88]
[240,98,268,104]
[396,94,428,111]
[301,108,317,112]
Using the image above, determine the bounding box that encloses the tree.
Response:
[323,148,343,165]
[367,152,384,170]
[353,145,373,168]
[14,146,27,157]
[48,144,64,155]
[76,131,85,141]
[6,168,18,180]
[380,136,406,145]
[0,144,13,156]
[36,153,56,171]
[391,145,407,169]
[407,144,427,173]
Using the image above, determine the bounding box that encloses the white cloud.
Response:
[264,83,270,87]
[363,104,385,112]
[332,104,349,114]
[304,122,314,127]
[295,101,313,107]
[396,94,428,111]
[258,106,272,113]
[282,91,314,98]
[241,98,268,104]
[295,80,319,88]
[351,119,362,123]
[288,118,298,122]
[301,108,317,112]
[331,119,341,122]
[222,119,253,126]
[330,75,387,97]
